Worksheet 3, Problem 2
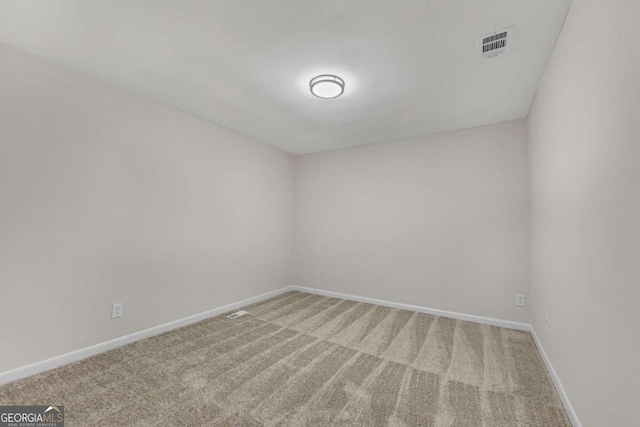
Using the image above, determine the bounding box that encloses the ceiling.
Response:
[0,0,570,154]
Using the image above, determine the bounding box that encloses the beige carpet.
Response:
[0,291,570,426]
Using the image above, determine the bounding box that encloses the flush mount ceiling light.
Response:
[309,74,345,99]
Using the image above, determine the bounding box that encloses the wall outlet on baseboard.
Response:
[111,303,123,319]
[515,294,526,307]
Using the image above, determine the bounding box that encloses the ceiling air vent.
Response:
[478,27,514,60]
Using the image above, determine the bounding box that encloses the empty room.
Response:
[0,1,638,426]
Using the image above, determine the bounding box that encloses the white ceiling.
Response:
[0,0,570,154]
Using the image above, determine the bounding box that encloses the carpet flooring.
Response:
[0,291,571,426]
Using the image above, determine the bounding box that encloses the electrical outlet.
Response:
[111,303,123,319]
[515,294,526,307]
[544,316,549,330]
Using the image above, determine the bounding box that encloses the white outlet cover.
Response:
[516,294,526,307]
[111,303,123,319]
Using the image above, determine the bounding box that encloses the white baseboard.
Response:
[529,326,582,427]
[0,287,292,385]
[289,285,530,331]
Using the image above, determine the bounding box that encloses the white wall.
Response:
[0,42,294,373]
[295,120,529,322]
[528,0,640,425]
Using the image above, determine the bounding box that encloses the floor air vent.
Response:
[478,27,513,60]
[226,310,248,319]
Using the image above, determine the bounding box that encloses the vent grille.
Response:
[226,310,248,319]
[478,27,513,60]
[482,32,508,52]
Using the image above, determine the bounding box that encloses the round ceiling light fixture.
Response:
[309,74,345,99]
